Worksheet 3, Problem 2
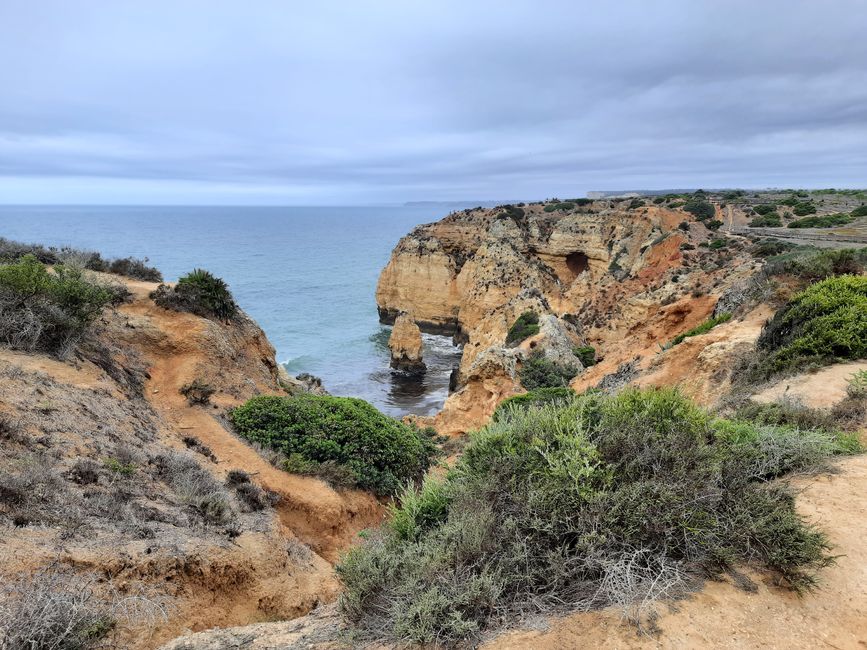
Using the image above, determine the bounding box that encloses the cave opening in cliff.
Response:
[566,251,589,276]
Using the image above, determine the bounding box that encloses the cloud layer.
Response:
[1,1,865,203]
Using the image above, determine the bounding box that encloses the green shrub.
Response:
[752,275,867,379]
[847,370,867,399]
[792,202,817,216]
[505,311,540,345]
[683,199,715,221]
[764,247,867,280]
[519,351,577,389]
[668,313,731,347]
[749,214,783,227]
[573,345,597,366]
[0,255,115,357]
[492,386,575,421]
[708,238,727,250]
[151,269,237,320]
[106,257,162,282]
[543,202,576,213]
[230,394,438,496]
[668,200,686,209]
[851,205,867,218]
[339,389,839,644]
[787,213,854,229]
[628,199,645,209]
[754,204,777,215]
[705,219,723,231]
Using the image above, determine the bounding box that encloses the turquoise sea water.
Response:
[0,205,462,416]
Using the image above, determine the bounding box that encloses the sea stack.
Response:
[388,312,426,374]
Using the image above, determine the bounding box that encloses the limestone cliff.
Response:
[376,199,763,434]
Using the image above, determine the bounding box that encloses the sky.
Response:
[0,0,866,205]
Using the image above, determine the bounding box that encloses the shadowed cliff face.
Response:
[375,200,763,434]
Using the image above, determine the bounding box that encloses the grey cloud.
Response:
[0,0,865,203]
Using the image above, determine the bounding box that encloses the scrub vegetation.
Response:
[338,388,853,645]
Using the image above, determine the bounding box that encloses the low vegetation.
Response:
[230,394,438,496]
[543,202,576,213]
[683,199,715,221]
[749,213,782,227]
[179,378,215,405]
[339,388,849,644]
[519,351,577,389]
[764,247,867,280]
[668,312,732,347]
[788,213,854,229]
[0,254,115,357]
[151,268,238,321]
[492,386,575,421]
[573,345,597,367]
[0,237,162,281]
[749,275,867,380]
[505,310,540,345]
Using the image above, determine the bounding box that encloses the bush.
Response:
[705,219,723,231]
[107,257,163,282]
[543,202,576,213]
[154,452,235,526]
[628,199,645,209]
[683,199,715,221]
[505,311,540,346]
[573,345,596,366]
[764,247,867,280]
[847,369,867,399]
[708,238,727,250]
[754,204,777,215]
[230,394,438,496]
[519,351,578,389]
[339,389,840,644]
[0,570,116,649]
[851,205,867,218]
[0,255,115,357]
[787,213,854,229]
[749,214,783,227]
[668,313,731,346]
[492,386,575,421]
[792,202,817,216]
[179,378,215,405]
[151,269,237,321]
[752,275,867,379]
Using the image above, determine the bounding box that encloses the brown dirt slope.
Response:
[0,274,383,649]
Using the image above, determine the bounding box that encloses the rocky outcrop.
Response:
[388,312,426,374]
[377,200,764,434]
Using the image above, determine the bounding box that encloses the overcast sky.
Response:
[0,1,865,205]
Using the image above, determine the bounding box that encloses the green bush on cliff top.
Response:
[230,394,438,496]
[151,268,238,321]
[339,388,845,644]
[750,275,867,380]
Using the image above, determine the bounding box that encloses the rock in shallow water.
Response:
[388,312,426,374]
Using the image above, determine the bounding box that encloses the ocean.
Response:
[0,205,463,416]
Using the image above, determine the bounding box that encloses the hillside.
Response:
[2,191,865,650]
[0,262,384,649]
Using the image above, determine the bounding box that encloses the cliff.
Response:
[0,273,383,649]
[376,199,761,434]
